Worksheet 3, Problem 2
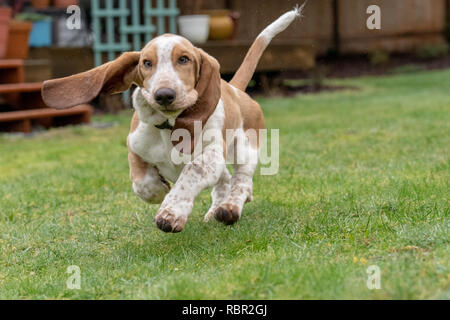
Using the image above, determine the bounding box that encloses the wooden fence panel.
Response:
[231,0,334,54]
[178,0,449,56]
[179,0,335,54]
[338,0,447,53]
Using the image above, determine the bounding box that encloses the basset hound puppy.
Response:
[41,7,303,233]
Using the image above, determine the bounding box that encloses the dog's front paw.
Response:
[214,203,241,225]
[155,209,187,233]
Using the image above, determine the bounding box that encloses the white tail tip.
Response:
[294,1,307,17]
[260,2,306,42]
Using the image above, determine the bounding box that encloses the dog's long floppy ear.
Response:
[172,48,221,153]
[42,52,141,109]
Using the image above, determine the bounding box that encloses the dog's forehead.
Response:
[142,34,194,57]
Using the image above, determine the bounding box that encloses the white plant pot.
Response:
[178,15,210,44]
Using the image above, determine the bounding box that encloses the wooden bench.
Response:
[0,82,46,108]
[0,59,25,84]
[0,82,43,94]
[0,59,94,133]
[0,105,93,133]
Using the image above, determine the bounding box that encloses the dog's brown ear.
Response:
[172,48,221,153]
[42,52,141,109]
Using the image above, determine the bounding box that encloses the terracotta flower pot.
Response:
[203,10,239,41]
[32,0,51,9]
[5,20,33,59]
[53,0,79,8]
[0,7,11,59]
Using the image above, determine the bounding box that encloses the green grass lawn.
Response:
[0,69,449,299]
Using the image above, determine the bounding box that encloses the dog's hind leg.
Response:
[204,168,232,222]
[214,134,259,225]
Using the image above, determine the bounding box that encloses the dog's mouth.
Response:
[159,109,183,118]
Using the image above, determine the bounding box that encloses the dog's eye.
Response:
[178,56,190,65]
[143,60,152,68]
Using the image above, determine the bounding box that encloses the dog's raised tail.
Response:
[230,4,305,91]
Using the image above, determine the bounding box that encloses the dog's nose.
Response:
[154,88,176,107]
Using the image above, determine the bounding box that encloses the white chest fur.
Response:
[128,122,183,182]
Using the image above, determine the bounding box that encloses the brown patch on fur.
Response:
[230,36,268,91]
[220,80,242,156]
[171,40,198,92]
[221,81,265,149]
[172,48,221,153]
[128,149,148,183]
[129,112,140,133]
[128,112,149,183]
[221,81,242,132]
[241,95,265,148]
[137,44,158,86]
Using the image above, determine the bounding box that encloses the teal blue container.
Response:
[29,19,52,47]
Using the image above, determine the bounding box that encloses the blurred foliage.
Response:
[415,43,449,60]
[368,50,390,66]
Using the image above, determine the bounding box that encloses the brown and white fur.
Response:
[41,8,303,233]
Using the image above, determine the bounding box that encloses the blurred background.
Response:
[0,0,449,130]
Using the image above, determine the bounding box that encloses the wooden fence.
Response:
[182,0,449,56]
[26,0,450,81]
[338,0,447,53]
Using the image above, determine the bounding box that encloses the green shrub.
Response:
[369,50,390,66]
[415,43,449,60]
